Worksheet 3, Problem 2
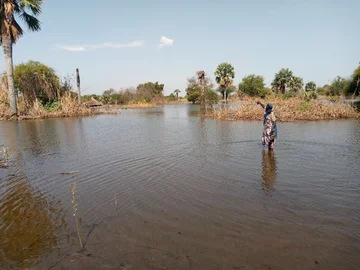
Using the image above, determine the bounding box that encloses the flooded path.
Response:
[1,105,360,269]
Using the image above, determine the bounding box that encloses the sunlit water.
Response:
[0,105,360,270]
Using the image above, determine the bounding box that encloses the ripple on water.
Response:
[0,114,360,269]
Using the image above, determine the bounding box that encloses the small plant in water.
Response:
[2,147,9,159]
[0,147,9,168]
[71,182,83,249]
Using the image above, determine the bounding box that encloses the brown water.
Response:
[0,105,360,270]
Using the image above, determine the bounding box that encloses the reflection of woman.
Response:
[256,102,277,150]
[261,150,277,194]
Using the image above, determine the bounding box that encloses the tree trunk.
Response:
[57,86,61,101]
[225,90,229,103]
[76,68,81,104]
[353,78,360,97]
[2,35,17,116]
[281,82,285,94]
[200,78,205,115]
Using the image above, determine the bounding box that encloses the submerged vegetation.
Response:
[0,86,102,120]
[210,97,360,122]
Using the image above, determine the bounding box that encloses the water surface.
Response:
[0,105,359,269]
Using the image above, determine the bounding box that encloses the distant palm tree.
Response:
[174,89,180,98]
[271,68,303,94]
[271,68,293,94]
[214,62,235,103]
[0,0,42,116]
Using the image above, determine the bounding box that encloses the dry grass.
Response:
[123,101,161,109]
[209,97,360,122]
[0,90,11,118]
[0,91,106,121]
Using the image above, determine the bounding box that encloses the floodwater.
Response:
[0,105,360,270]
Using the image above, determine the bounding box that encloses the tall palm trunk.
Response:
[2,35,17,116]
[76,68,81,104]
[200,78,205,115]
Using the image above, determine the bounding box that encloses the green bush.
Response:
[283,90,297,100]
[305,91,317,100]
[238,74,268,97]
[205,89,220,108]
[299,101,310,111]
[12,61,61,104]
[328,76,351,96]
[143,96,151,103]
[344,66,360,96]
[165,93,177,102]
[44,101,59,112]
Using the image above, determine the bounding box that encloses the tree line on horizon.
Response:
[185,63,360,104]
[1,59,359,112]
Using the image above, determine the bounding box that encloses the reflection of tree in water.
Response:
[0,176,66,268]
[261,150,277,195]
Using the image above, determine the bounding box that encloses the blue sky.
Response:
[0,0,359,96]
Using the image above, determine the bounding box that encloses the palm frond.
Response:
[19,11,41,31]
[19,0,42,15]
[10,18,23,41]
[0,18,23,43]
[3,1,15,17]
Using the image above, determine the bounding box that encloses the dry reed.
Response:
[124,101,161,109]
[0,90,11,118]
[210,97,360,122]
[71,182,83,249]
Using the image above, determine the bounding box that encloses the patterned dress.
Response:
[262,112,277,149]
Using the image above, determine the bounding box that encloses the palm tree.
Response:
[305,81,316,92]
[271,68,293,94]
[214,62,235,103]
[0,0,42,116]
[292,76,304,92]
[174,89,180,99]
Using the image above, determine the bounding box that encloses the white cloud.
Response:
[57,41,144,52]
[158,36,174,48]
[59,45,86,52]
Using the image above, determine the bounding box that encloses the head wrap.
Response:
[265,103,273,113]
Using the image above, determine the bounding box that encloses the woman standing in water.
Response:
[256,101,277,150]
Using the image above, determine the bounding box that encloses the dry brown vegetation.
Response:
[0,90,107,120]
[123,102,161,109]
[209,97,360,122]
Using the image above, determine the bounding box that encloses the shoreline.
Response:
[1,98,359,122]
